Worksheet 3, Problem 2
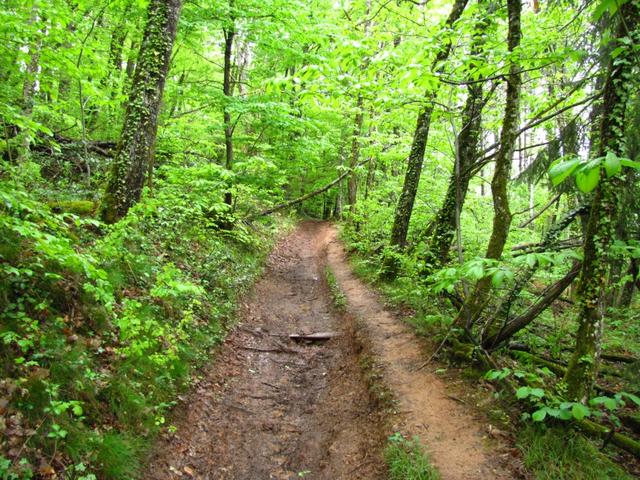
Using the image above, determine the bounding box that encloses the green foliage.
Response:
[518,426,634,480]
[548,153,640,193]
[0,159,280,477]
[2,0,640,476]
[385,433,440,480]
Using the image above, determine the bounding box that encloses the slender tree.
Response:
[222,1,236,206]
[387,0,469,251]
[100,0,183,223]
[423,3,492,272]
[456,0,522,328]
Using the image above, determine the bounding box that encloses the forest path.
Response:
[325,225,516,480]
[146,221,516,480]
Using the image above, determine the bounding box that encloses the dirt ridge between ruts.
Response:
[325,224,517,480]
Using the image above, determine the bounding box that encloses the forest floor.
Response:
[145,221,520,479]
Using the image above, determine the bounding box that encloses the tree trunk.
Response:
[20,5,42,160]
[456,0,522,327]
[424,81,484,271]
[564,1,639,402]
[387,0,469,251]
[105,4,131,97]
[482,204,588,345]
[100,0,183,223]
[618,258,638,307]
[222,20,236,206]
[423,3,491,272]
[348,94,364,215]
[483,262,582,349]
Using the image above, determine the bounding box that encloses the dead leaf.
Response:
[38,465,56,477]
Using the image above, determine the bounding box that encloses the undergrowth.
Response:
[339,225,639,479]
[0,160,286,478]
[385,433,440,480]
[518,425,634,480]
[324,267,346,309]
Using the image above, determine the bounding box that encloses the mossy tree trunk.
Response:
[387,0,469,252]
[618,257,638,307]
[100,0,182,223]
[456,0,522,327]
[424,76,484,272]
[222,11,236,207]
[348,94,364,215]
[565,0,639,402]
[423,3,492,273]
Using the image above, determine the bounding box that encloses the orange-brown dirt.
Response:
[145,222,521,479]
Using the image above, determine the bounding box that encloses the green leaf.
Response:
[532,408,547,421]
[621,159,640,170]
[603,151,621,177]
[620,392,640,407]
[492,270,506,287]
[548,158,580,186]
[571,403,590,420]
[468,265,484,280]
[529,388,545,399]
[516,387,530,399]
[558,408,573,420]
[575,165,600,193]
[590,396,618,410]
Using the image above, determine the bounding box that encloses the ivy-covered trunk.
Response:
[100,0,182,223]
[424,80,484,272]
[387,0,468,251]
[564,1,639,401]
[457,0,521,328]
[423,3,491,273]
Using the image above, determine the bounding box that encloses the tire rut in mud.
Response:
[146,222,387,480]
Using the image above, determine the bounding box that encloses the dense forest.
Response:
[1,0,640,478]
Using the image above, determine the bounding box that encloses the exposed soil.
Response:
[326,225,516,480]
[146,222,518,479]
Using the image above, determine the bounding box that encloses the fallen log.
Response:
[249,159,370,218]
[576,418,640,458]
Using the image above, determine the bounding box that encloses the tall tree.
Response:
[564,0,640,402]
[387,0,469,252]
[423,4,492,272]
[456,0,522,328]
[222,0,236,206]
[100,0,183,223]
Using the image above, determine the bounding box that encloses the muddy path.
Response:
[146,222,517,479]
[146,222,387,479]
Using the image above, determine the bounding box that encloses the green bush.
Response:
[0,160,282,478]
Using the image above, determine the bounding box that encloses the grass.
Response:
[385,434,440,480]
[518,425,634,480]
[325,266,347,309]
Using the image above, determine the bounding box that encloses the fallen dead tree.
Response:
[249,160,370,218]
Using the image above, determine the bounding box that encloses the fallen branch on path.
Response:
[289,332,341,342]
[240,345,299,354]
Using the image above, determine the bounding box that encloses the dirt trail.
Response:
[146,222,386,479]
[325,225,514,480]
[146,222,516,480]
